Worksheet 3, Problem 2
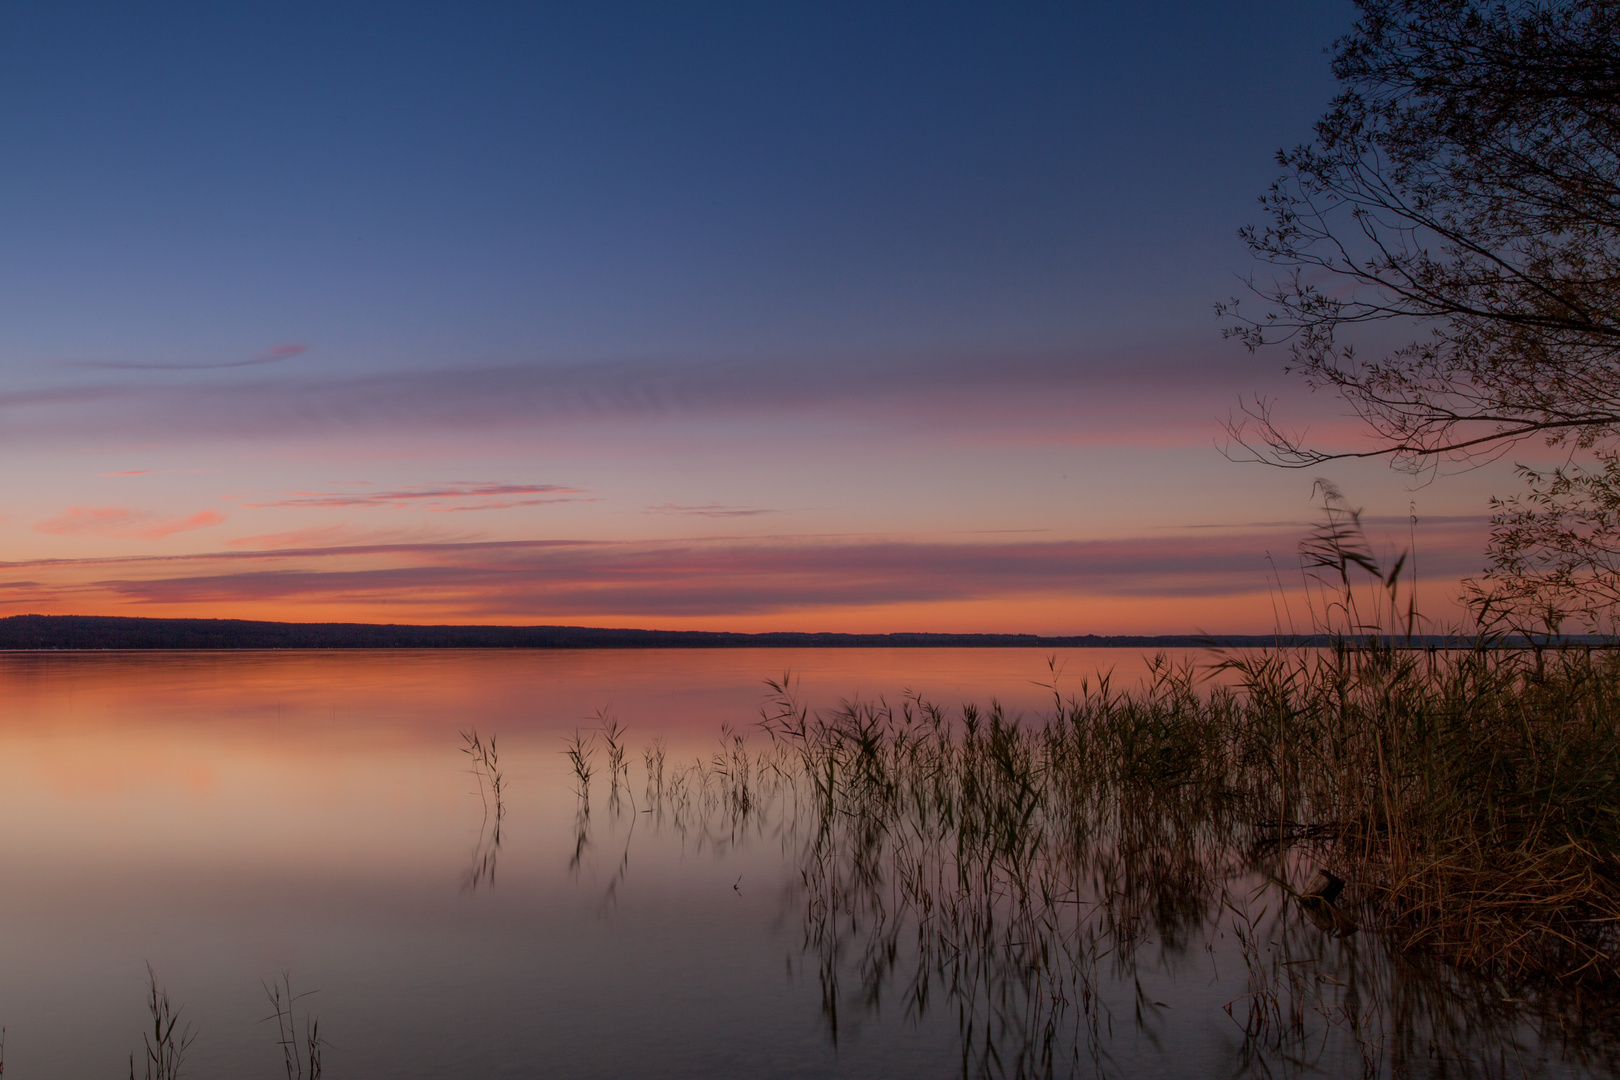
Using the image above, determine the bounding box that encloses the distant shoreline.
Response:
[0,614,1602,650]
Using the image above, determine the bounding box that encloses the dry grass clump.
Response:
[1226,640,1620,986]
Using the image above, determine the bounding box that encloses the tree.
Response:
[1221,0,1620,632]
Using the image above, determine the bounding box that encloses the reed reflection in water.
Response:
[568,669,1620,1080]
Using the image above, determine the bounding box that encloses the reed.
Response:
[263,974,322,1080]
[643,737,666,804]
[1219,637,1620,985]
[598,712,631,812]
[580,490,1618,1074]
[460,728,505,824]
[129,965,194,1080]
[562,728,596,805]
[461,728,505,890]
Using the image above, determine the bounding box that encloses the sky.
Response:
[0,1,1520,633]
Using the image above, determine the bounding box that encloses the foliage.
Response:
[1472,450,1620,632]
[1221,0,1620,629]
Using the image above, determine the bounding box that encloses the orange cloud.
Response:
[35,507,225,540]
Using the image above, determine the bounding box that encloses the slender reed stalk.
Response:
[460,729,505,824]
[262,974,322,1080]
[461,728,505,890]
[643,737,666,806]
[129,964,194,1080]
[563,729,596,806]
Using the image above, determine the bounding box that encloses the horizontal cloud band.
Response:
[0,348,1293,446]
[0,525,1487,619]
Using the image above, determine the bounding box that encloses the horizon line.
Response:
[0,614,1597,650]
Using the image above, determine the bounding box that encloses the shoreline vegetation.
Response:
[542,639,1620,1075]
[792,639,1620,992]
[735,645,1617,1070]
[0,613,1613,650]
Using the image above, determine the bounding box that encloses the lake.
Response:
[0,649,1608,1078]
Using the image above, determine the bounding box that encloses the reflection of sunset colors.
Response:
[0,650,1125,1075]
[0,648,1176,850]
[0,3,1513,633]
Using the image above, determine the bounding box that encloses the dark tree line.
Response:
[1224,0,1620,632]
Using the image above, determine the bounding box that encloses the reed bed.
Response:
[742,643,1620,983]
[594,641,1620,1077]
[1223,640,1620,986]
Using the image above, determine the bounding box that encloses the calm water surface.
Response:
[0,649,1606,1078]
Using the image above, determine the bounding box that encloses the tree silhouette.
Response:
[1223,0,1620,631]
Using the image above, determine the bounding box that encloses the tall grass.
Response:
[129,965,194,1080]
[263,974,323,1080]
[461,728,505,891]
[599,712,630,813]
[562,729,596,805]
[1230,483,1620,986]
[1220,638,1620,984]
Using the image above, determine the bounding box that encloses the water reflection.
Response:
[575,685,1620,1080]
[0,650,1612,1078]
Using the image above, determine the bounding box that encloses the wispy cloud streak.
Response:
[59,343,310,372]
[646,503,779,518]
[0,521,1489,620]
[34,507,226,540]
[240,482,583,510]
[0,348,1292,447]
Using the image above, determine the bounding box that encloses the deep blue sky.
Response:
[7,0,1493,637]
[1,1,1352,372]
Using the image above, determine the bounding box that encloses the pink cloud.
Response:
[242,481,583,510]
[647,503,779,518]
[0,516,1491,620]
[429,498,588,512]
[35,507,226,540]
[0,348,1297,450]
[225,524,474,550]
